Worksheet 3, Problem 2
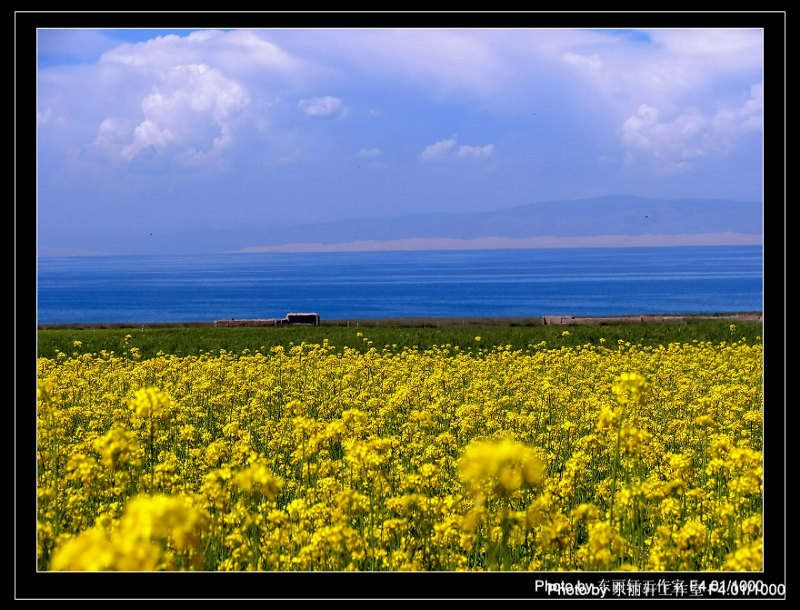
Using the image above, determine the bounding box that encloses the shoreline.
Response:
[229,233,763,254]
[37,311,763,331]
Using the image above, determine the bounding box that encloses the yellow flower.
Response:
[619,423,653,453]
[676,519,707,551]
[723,538,763,571]
[611,372,646,405]
[458,439,545,499]
[536,511,572,550]
[203,441,229,467]
[37,327,763,572]
[693,414,717,428]
[233,463,283,500]
[93,427,141,469]
[579,521,626,570]
[596,405,622,430]
[51,493,207,570]
[120,494,207,550]
[572,503,600,522]
[130,387,172,420]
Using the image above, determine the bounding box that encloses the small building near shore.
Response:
[285,312,320,326]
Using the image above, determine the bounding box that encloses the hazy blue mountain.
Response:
[44,195,761,255]
[239,194,763,247]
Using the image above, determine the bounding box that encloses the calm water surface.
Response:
[36,246,763,325]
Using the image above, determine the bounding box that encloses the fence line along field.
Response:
[36,321,764,571]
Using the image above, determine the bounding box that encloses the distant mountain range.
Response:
[230,194,763,253]
[37,194,763,256]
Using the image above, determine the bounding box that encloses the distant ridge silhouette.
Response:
[235,194,762,250]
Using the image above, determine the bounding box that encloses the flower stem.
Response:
[609,413,623,524]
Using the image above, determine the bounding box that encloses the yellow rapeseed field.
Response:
[37,334,763,572]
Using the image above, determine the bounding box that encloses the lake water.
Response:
[36,246,763,325]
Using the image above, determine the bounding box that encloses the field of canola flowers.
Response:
[36,330,764,572]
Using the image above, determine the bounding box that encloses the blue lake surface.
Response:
[36,246,763,325]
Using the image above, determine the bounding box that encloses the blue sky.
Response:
[35,25,767,255]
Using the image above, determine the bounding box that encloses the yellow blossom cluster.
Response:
[37,337,763,571]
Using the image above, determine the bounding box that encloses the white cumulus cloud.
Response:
[36,30,311,169]
[620,80,763,172]
[620,104,705,171]
[559,28,764,172]
[420,137,494,162]
[420,138,457,161]
[705,82,763,150]
[298,95,347,118]
[455,144,495,158]
[96,62,251,164]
